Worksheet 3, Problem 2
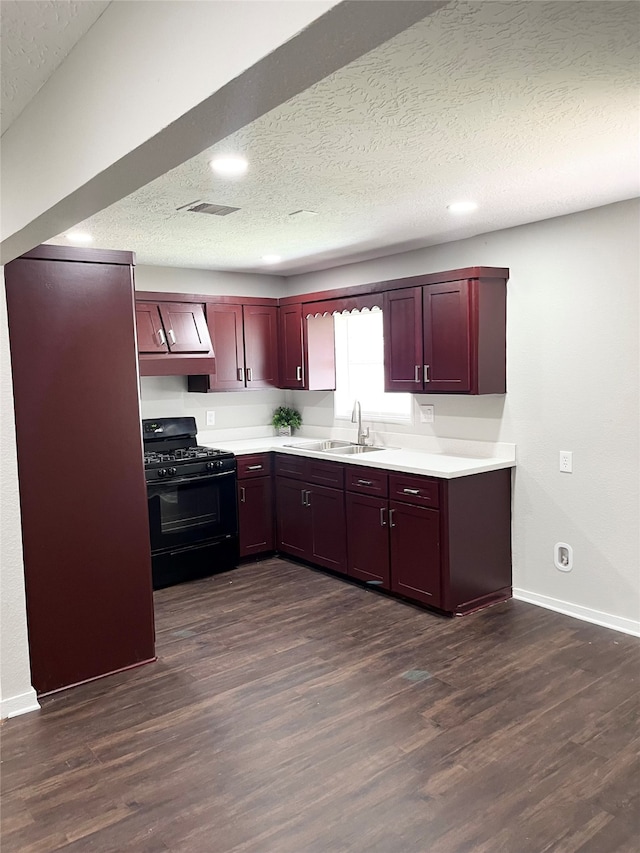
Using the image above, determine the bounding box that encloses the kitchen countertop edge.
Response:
[215,437,516,480]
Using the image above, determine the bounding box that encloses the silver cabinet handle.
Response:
[389,509,396,528]
[238,367,244,382]
[380,507,386,527]
[414,365,421,382]
[246,367,253,381]
[301,489,307,506]
[357,479,374,486]
[167,329,177,345]
[305,489,311,507]
[424,364,430,383]
[239,486,246,503]
[403,488,420,495]
[296,366,302,382]
[157,329,166,346]
[247,465,263,471]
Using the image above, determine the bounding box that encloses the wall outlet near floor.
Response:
[419,405,435,424]
[206,410,216,426]
[554,542,573,572]
[559,450,573,473]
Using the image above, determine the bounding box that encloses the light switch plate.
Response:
[206,410,216,426]
[419,405,435,424]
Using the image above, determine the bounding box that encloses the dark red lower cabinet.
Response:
[238,478,274,558]
[276,477,346,572]
[389,500,441,608]
[345,492,390,588]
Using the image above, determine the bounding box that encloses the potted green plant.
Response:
[272,405,302,436]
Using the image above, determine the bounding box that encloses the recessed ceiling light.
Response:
[209,155,248,177]
[262,254,282,264]
[447,201,478,214]
[65,231,93,243]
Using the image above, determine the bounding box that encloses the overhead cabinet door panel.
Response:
[158,303,211,352]
[136,302,168,353]
[423,280,471,392]
[383,288,423,392]
[243,305,279,387]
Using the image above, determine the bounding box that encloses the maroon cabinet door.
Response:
[307,483,347,573]
[5,249,155,695]
[278,304,305,388]
[243,305,279,387]
[206,303,245,390]
[238,477,274,558]
[383,288,424,392]
[346,492,390,587]
[389,500,441,607]
[276,477,311,559]
[136,302,168,353]
[157,302,211,353]
[423,280,471,392]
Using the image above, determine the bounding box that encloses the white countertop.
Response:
[213,435,516,479]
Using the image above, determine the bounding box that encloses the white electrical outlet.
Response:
[206,410,216,426]
[559,451,573,473]
[419,405,435,424]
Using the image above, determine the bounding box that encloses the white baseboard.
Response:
[513,589,640,637]
[0,688,40,719]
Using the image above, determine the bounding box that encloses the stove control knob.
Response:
[206,461,215,471]
[157,468,168,478]
[168,467,177,476]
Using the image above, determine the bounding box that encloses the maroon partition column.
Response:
[4,245,155,695]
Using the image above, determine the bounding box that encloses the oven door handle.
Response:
[148,470,235,488]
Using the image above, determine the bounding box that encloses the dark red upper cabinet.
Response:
[202,303,245,391]
[243,305,279,388]
[423,280,471,392]
[279,304,305,388]
[278,304,336,391]
[157,302,210,352]
[383,288,423,392]
[383,275,506,395]
[136,302,169,353]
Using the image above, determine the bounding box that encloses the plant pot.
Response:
[276,426,292,437]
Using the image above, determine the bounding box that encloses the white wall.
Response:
[0,270,39,718]
[136,265,286,435]
[286,200,640,634]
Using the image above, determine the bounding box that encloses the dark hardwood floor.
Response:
[1,558,639,853]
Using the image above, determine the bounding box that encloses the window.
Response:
[333,309,412,422]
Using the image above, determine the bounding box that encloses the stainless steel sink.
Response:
[327,444,386,455]
[284,439,352,451]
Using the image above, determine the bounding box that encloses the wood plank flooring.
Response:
[1,558,639,852]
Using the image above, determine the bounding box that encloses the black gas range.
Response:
[142,417,238,589]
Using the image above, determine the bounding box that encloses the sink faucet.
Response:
[351,400,370,445]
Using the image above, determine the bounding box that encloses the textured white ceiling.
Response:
[44,1,640,274]
[0,0,109,133]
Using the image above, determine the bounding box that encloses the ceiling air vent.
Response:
[183,202,240,217]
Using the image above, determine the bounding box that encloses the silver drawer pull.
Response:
[380,507,386,527]
[296,365,302,381]
[246,465,263,471]
[239,486,246,503]
[238,367,244,382]
[424,364,430,382]
[403,488,420,495]
[414,364,420,382]
[157,329,166,346]
[167,328,177,345]
[357,479,374,486]
[246,367,253,381]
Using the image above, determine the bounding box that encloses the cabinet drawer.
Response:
[275,453,308,481]
[237,453,272,480]
[389,472,439,508]
[307,458,344,489]
[345,466,389,497]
